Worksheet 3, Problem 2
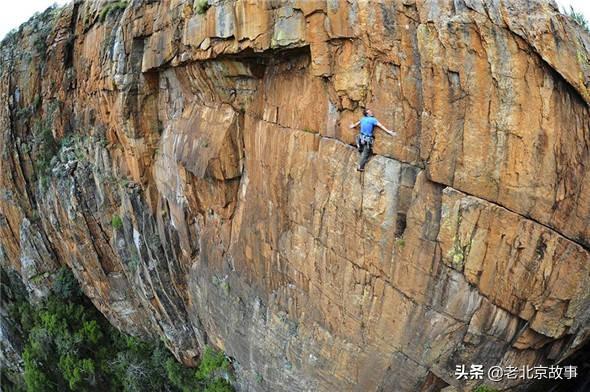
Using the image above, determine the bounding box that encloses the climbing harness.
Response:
[356,133,374,150]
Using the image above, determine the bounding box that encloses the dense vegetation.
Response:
[194,0,211,15]
[99,1,128,22]
[1,267,233,392]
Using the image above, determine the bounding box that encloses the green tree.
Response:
[8,267,234,392]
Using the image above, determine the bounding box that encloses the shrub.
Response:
[111,214,123,230]
[33,35,47,57]
[165,355,201,392]
[395,238,405,248]
[52,267,82,300]
[33,119,58,181]
[565,5,589,32]
[7,267,234,392]
[205,378,233,392]
[31,101,60,188]
[196,346,230,381]
[194,0,210,15]
[100,1,127,22]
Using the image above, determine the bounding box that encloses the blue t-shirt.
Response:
[360,116,378,136]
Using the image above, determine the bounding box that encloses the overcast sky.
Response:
[0,0,589,41]
[1,1,68,40]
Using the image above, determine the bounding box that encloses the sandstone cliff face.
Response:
[1,0,589,390]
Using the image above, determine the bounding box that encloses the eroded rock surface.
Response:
[1,1,589,391]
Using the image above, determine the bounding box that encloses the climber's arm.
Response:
[376,122,397,136]
[349,121,360,129]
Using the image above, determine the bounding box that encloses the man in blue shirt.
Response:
[350,108,396,171]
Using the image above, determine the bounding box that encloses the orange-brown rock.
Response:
[1,1,589,391]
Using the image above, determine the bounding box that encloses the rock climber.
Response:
[349,108,397,172]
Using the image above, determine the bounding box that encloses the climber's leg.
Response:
[358,143,371,171]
